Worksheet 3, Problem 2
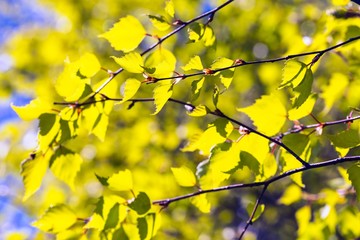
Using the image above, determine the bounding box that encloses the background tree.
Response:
[1,0,360,239]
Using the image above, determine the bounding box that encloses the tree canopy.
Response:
[2,0,360,239]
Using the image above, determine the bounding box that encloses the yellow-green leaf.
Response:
[292,68,313,108]
[199,141,241,189]
[296,205,311,235]
[107,169,133,191]
[38,113,61,151]
[78,53,101,78]
[148,15,171,31]
[55,60,90,101]
[82,103,109,141]
[288,94,316,120]
[182,119,234,155]
[32,204,77,233]
[21,151,52,201]
[321,73,349,114]
[281,151,304,187]
[153,81,173,114]
[186,105,208,117]
[165,0,175,17]
[202,25,216,47]
[112,52,144,73]
[191,194,211,213]
[50,148,83,190]
[238,94,287,136]
[278,184,302,205]
[280,60,307,88]
[11,98,52,121]
[145,48,176,78]
[182,55,204,71]
[171,166,197,187]
[246,203,265,222]
[120,78,141,102]
[191,77,205,101]
[261,153,277,179]
[99,15,146,52]
[84,213,104,230]
[211,57,234,88]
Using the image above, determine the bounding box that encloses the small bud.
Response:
[238,126,250,135]
[203,68,214,75]
[315,125,323,135]
[172,19,185,25]
[234,59,246,65]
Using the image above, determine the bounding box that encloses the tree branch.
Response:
[92,0,235,95]
[152,155,360,206]
[151,35,360,82]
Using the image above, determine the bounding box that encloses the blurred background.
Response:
[1,0,360,239]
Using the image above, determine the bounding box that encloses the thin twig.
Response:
[152,35,360,82]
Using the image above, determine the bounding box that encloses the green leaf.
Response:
[238,94,287,136]
[128,192,151,215]
[112,52,144,73]
[11,98,52,121]
[137,217,148,240]
[78,53,101,78]
[145,48,176,78]
[246,203,265,222]
[99,15,146,52]
[113,227,129,240]
[153,81,173,114]
[186,105,208,117]
[280,60,307,88]
[50,147,83,190]
[191,194,211,213]
[147,15,171,31]
[165,0,175,17]
[211,57,234,88]
[327,129,360,149]
[347,163,360,201]
[21,151,51,201]
[104,203,120,230]
[32,204,77,233]
[191,77,205,101]
[282,134,309,156]
[107,169,133,191]
[95,174,109,186]
[182,119,234,155]
[171,166,197,187]
[292,68,313,108]
[182,55,204,71]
